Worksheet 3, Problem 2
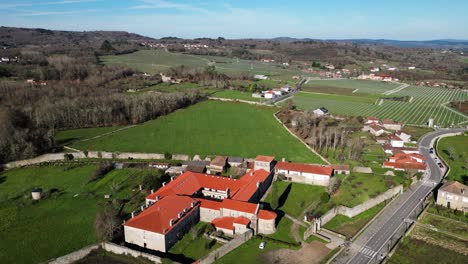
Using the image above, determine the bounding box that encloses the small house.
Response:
[436,181,468,212]
[207,156,227,174]
[313,107,329,117]
[228,157,244,167]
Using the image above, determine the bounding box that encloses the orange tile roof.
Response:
[370,124,384,132]
[124,196,198,234]
[440,181,468,197]
[331,164,350,171]
[212,217,235,230]
[233,216,251,225]
[221,199,258,214]
[233,169,271,201]
[197,198,222,210]
[390,135,402,141]
[275,162,333,176]
[258,209,277,220]
[383,161,426,170]
[255,155,275,162]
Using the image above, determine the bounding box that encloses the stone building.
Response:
[436,181,468,212]
[254,155,275,172]
[124,166,277,252]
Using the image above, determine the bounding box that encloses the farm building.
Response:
[381,119,402,130]
[228,156,244,167]
[364,124,386,136]
[274,162,333,186]
[365,116,380,125]
[436,181,468,212]
[254,155,275,171]
[331,164,350,175]
[207,156,227,174]
[124,168,277,252]
[395,131,411,142]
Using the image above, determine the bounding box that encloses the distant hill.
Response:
[0,26,154,47]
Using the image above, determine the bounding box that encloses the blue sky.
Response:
[0,0,467,40]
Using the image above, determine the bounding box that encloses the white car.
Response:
[259,241,266,249]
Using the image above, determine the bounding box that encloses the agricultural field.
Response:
[292,83,468,127]
[100,50,312,81]
[304,79,400,94]
[0,165,154,264]
[64,100,323,163]
[436,134,468,183]
[389,210,468,263]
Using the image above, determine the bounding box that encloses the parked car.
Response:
[259,241,266,249]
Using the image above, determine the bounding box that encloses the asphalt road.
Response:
[345,128,467,264]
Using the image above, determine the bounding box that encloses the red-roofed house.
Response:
[364,124,386,136]
[365,116,379,125]
[275,162,333,186]
[383,153,427,172]
[381,119,402,130]
[395,131,411,143]
[124,168,277,252]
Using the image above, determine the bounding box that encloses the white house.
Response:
[395,131,411,143]
[365,116,379,125]
[370,67,380,72]
[254,74,268,80]
[275,162,333,186]
[408,66,416,70]
[313,107,329,117]
[364,124,386,136]
[264,91,275,99]
[390,135,404,148]
[381,119,402,130]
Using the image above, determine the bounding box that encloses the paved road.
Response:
[340,128,467,264]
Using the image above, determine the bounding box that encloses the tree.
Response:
[446,146,456,160]
[100,40,114,53]
[270,183,279,209]
[94,203,119,242]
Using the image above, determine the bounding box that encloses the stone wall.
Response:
[48,242,163,264]
[48,244,100,264]
[198,230,253,264]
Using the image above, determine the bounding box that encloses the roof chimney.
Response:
[131,211,135,218]
[177,212,182,219]
[256,181,260,188]
[162,182,166,186]
[150,189,154,194]
[191,201,195,208]
[169,219,174,226]
[141,205,145,211]
[156,195,160,201]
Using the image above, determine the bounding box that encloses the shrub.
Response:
[320,192,330,203]
[90,161,113,182]
[164,152,172,160]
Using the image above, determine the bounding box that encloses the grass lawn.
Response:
[68,100,323,163]
[298,225,328,243]
[214,237,296,264]
[419,212,468,240]
[265,217,296,244]
[322,202,385,238]
[55,126,125,145]
[264,181,326,218]
[436,134,468,183]
[389,236,466,264]
[0,165,153,264]
[211,90,262,102]
[169,223,221,260]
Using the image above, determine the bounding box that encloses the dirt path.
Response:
[261,241,330,264]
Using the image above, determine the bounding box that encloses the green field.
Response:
[214,237,296,264]
[169,223,221,260]
[322,202,385,238]
[0,165,155,264]
[297,92,377,104]
[211,90,262,102]
[100,50,310,80]
[436,134,468,183]
[65,100,323,163]
[264,181,326,218]
[55,126,125,145]
[291,84,468,127]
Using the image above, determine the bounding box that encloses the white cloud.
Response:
[130,0,208,13]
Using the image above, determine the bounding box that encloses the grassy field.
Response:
[214,237,296,264]
[436,134,468,183]
[266,217,296,244]
[76,248,155,264]
[264,181,326,218]
[291,85,468,127]
[297,92,377,104]
[55,126,125,145]
[100,50,309,80]
[211,90,262,102]
[0,165,153,264]
[66,101,323,163]
[322,202,385,238]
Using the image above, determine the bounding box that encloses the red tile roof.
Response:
[370,124,384,132]
[331,164,350,171]
[255,155,275,162]
[210,156,227,167]
[197,198,222,210]
[221,199,258,214]
[212,216,251,231]
[124,196,198,234]
[233,169,270,201]
[275,162,333,176]
[383,161,426,170]
[390,135,403,141]
[233,216,251,225]
[258,209,277,220]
